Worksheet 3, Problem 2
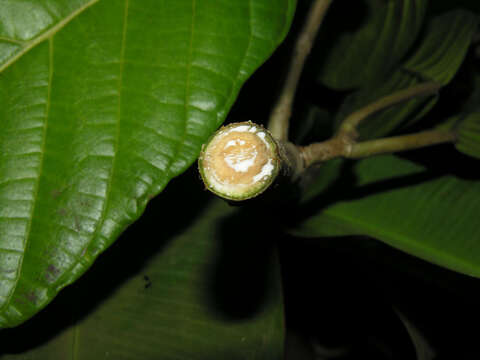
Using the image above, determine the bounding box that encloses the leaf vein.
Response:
[0,0,101,74]
[44,0,131,302]
[0,37,55,316]
[164,0,197,178]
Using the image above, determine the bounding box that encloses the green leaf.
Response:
[0,0,101,71]
[0,0,296,328]
[0,186,284,359]
[334,10,478,139]
[404,10,479,85]
[318,0,428,90]
[292,155,480,278]
[456,113,480,159]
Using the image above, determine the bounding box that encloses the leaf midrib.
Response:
[0,0,100,74]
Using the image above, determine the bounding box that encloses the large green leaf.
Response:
[0,0,296,328]
[292,155,480,278]
[334,10,478,139]
[0,179,284,359]
[318,0,428,90]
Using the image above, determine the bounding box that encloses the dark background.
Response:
[2,1,480,359]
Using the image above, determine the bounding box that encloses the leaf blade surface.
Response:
[0,0,296,327]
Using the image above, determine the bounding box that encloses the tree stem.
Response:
[347,130,457,159]
[300,137,351,167]
[301,129,457,167]
[337,82,441,139]
[268,0,334,141]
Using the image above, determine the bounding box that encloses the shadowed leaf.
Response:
[456,113,480,159]
[0,180,284,359]
[318,0,428,89]
[292,155,480,278]
[334,10,478,139]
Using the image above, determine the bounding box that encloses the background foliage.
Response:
[2,0,480,359]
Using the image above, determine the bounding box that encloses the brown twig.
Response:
[268,0,335,141]
[300,129,457,167]
[347,130,457,159]
[337,82,442,139]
